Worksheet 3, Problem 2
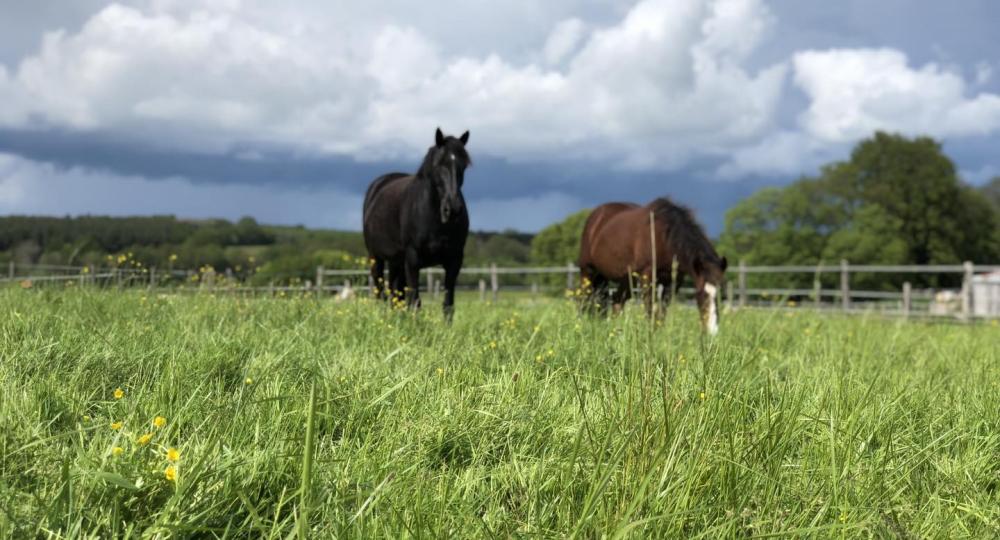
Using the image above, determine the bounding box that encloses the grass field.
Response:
[1,287,998,538]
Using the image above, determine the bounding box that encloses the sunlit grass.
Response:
[0,287,997,537]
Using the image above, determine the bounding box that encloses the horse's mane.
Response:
[416,140,472,178]
[649,197,719,269]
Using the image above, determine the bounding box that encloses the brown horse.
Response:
[577,197,728,335]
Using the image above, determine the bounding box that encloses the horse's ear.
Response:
[720,256,728,272]
[459,130,470,145]
[435,127,445,147]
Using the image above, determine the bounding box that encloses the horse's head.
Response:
[692,255,728,336]
[426,127,471,223]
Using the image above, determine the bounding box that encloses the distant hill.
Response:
[0,215,533,284]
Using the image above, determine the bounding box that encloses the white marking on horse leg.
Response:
[704,283,719,336]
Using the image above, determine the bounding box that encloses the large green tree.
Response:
[717,132,1000,289]
[530,209,591,267]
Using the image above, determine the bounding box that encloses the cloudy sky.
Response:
[2,0,999,234]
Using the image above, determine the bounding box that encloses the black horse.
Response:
[363,128,471,320]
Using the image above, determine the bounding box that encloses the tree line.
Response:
[532,132,1000,291]
[0,214,534,285]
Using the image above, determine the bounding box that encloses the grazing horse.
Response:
[577,197,728,335]
[363,128,471,320]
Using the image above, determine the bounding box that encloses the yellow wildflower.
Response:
[113,388,125,400]
[489,340,497,349]
[137,433,153,445]
[110,421,123,430]
[245,377,253,385]
[699,391,706,401]
[164,465,177,482]
[153,416,167,428]
[436,367,444,376]
[82,415,91,422]
[112,447,124,457]
[166,448,180,462]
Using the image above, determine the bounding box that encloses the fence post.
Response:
[7,261,13,280]
[961,261,974,321]
[316,266,324,295]
[479,279,486,302]
[531,282,539,297]
[902,281,911,320]
[204,268,216,292]
[433,279,440,300]
[725,281,733,312]
[368,274,375,297]
[840,260,850,312]
[566,262,575,291]
[490,263,499,303]
[738,260,747,308]
[149,266,156,290]
[813,263,822,309]
[427,271,433,296]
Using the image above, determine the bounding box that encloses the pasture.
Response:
[1,287,998,538]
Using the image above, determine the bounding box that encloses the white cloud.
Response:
[5,0,1000,185]
[793,48,1000,142]
[715,131,843,179]
[543,18,587,66]
[975,61,993,86]
[0,0,788,170]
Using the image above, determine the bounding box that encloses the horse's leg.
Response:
[389,261,405,305]
[404,250,421,310]
[611,279,631,315]
[657,272,673,319]
[579,267,606,316]
[370,258,386,300]
[641,267,656,318]
[442,258,460,323]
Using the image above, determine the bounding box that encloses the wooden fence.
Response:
[4,260,999,320]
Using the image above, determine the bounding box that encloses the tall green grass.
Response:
[0,287,997,538]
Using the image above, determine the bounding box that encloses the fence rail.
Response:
[4,260,999,320]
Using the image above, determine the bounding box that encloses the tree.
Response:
[717,131,1000,290]
[530,209,591,267]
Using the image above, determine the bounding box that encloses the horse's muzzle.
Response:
[440,199,463,223]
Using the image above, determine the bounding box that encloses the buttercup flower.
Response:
[113,388,125,400]
[110,421,123,430]
[112,447,124,457]
[166,448,180,462]
[164,466,177,482]
[137,433,153,445]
